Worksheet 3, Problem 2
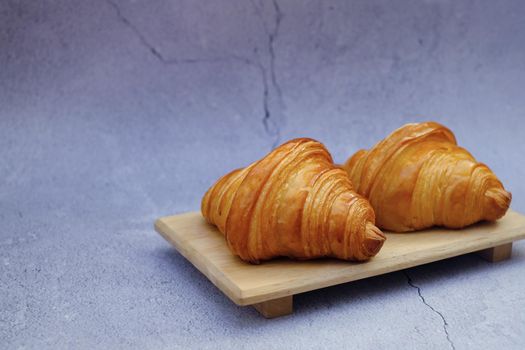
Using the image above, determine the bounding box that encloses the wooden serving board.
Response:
[155,210,525,318]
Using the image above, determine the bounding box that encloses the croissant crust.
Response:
[343,122,511,232]
[202,138,386,263]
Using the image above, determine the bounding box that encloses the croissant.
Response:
[201,138,386,263]
[343,122,511,232]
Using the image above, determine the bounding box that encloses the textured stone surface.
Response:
[1,0,525,348]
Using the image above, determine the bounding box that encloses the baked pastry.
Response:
[343,122,511,232]
[202,138,385,263]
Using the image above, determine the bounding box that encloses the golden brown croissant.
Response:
[343,122,511,232]
[201,138,386,263]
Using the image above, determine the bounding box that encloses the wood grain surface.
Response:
[155,210,525,306]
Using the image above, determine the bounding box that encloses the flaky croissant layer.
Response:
[343,122,511,232]
[202,138,386,263]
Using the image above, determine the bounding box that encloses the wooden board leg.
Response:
[252,295,293,318]
[477,243,513,263]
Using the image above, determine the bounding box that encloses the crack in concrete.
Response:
[106,0,284,150]
[254,60,274,147]
[403,270,456,350]
[251,0,284,149]
[268,0,283,99]
[267,0,283,149]
[106,0,165,62]
[105,0,230,65]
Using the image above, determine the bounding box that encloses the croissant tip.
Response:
[484,187,512,220]
[363,222,386,257]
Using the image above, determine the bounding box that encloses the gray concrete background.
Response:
[1,0,525,348]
